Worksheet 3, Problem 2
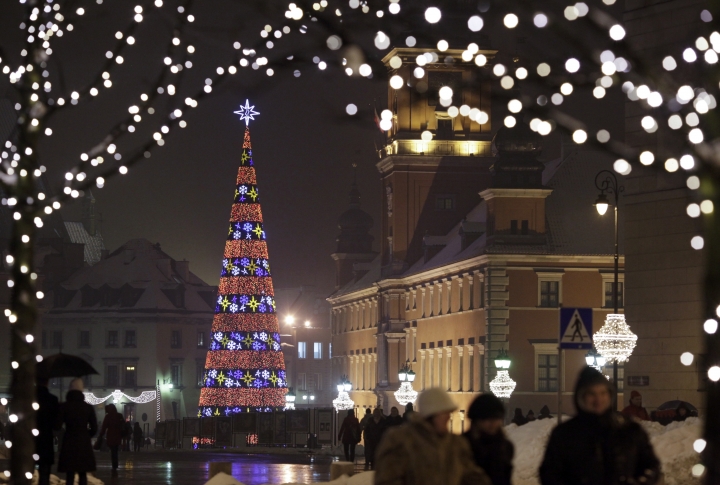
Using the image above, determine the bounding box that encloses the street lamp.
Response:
[332,375,355,412]
[593,170,637,406]
[284,315,295,325]
[585,347,607,373]
[284,388,296,410]
[394,360,418,406]
[489,350,516,399]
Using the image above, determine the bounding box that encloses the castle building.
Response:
[328,44,625,428]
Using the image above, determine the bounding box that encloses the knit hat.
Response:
[630,390,641,399]
[69,378,84,392]
[467,394,505,420]
[417,388,457,418]
[573,366,613,411]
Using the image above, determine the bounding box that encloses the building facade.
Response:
[39,239,215,424]
[329,45,624,429]
[275,286,333,408]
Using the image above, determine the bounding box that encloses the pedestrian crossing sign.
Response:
[559,308,593,349]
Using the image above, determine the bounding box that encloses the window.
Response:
[125,366,137,387]
[604,282,624,308]
[171,330,182,348]
[510,220,518,234]
[107,330,118,347]
[171,364,182,387]
[197,331,206,349]
[540,281,559,308]
[521,220,529,235]
[538,354,558,391]
[313,342,322,359]
[329,343,332,359]
[52,331,63,349]
[298,342,307,359]
[124,330,136,348]
[79,330,90,348]
[297,373,306,391]
[315,373,323,390]
[106,365,119,387]
[435,195,455,210]
[196,360,205,387]
[605,363,624,391]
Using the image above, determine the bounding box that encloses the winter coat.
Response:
[363,417,387,457]
[374,416,491,485]
[36,385,59,466]
[57,390,97,473]
[360,413,373,432]
[338,415,361,444]
[463,429,514,485]
[621,403,650,421]
[539,367,660,485]
[133,424,144,443]
[385,415,403,428]
[99,410,126,446]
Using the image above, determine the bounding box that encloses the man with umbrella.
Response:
[36,370,59,485]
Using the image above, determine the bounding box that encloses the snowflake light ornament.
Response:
[234,99,260,126]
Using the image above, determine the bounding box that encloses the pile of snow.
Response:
[507,417,703,485]
[255,471,374,485]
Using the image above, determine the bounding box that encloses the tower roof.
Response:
[336,167,374,254]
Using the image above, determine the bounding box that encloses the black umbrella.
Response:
[657,400,698,413]
[37,353,99,379]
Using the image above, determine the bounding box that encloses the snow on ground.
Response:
[254,471,373,485]
[507,417,703,485]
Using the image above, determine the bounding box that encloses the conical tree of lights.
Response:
[198,101,287,416]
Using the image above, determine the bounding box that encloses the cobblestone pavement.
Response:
[89,450,341,485]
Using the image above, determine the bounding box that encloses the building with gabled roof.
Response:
[39,238,216,423]
[328,44,625,427]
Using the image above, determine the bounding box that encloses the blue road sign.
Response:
[559,308,593,350]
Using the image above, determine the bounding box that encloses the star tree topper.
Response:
[234,99,260,126]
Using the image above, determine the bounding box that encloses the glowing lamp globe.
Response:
[285,389,296,403]
[398,369,408,382]
[585,353,594,366]
[337,383,345,393]
[344,382,352,392]
[407,369,416,382]
[494,349,512,369]
[595,193,610,215]
[593,314,637,363]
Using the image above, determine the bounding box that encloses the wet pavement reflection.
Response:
[94,450,334,485]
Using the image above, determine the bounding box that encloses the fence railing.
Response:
[154,408,336,449]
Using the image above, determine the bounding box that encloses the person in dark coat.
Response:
[56,379,97,485]
[403,402,415,421]
[674,402,691,421]
[362,408,387,470]
[386,406,403,427]
[337,409,361,462]
[132,422,144,452]
[526,410,536,422]
[359,408,372,433]
[122,420,132,451]
[510,408,527,426]
[98,403,125,475]
[538,405,553,420]
[464,394,514,485]
[539,367,661,485]
[36,377,59,485]
[621,390,650,421]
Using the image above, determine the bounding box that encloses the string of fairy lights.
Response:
[1,0,719,481]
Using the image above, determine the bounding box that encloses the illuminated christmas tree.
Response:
[198,101,287,416]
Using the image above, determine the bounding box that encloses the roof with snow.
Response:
[64,222,106,265]
[47,238,216,314]
[332,146,622,298]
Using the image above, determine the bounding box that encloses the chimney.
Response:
[175,260,190,281]
[156,259,172,279]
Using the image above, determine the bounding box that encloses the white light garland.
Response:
[593,314,637,363]
[83,389,157,405]
[332,391,355,411]
[489,370,516,399]
[393,381,418,406]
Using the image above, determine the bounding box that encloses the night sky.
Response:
[0,1,623,294]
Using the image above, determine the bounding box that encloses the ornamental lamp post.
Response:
[593,170,637,408]
[585,347,607,373]
[394,360,418,406]
[489,349,516,400]
[332,375,355,412]
[284,388,296,410]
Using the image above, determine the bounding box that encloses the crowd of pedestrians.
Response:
[34,377,146,483]
[367,366,662,485]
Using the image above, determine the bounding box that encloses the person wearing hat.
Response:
[621,390,650,421]
[463,394,514,485]
[540,367,660,485]
[374,388,490,485]
[56,378,97,485]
